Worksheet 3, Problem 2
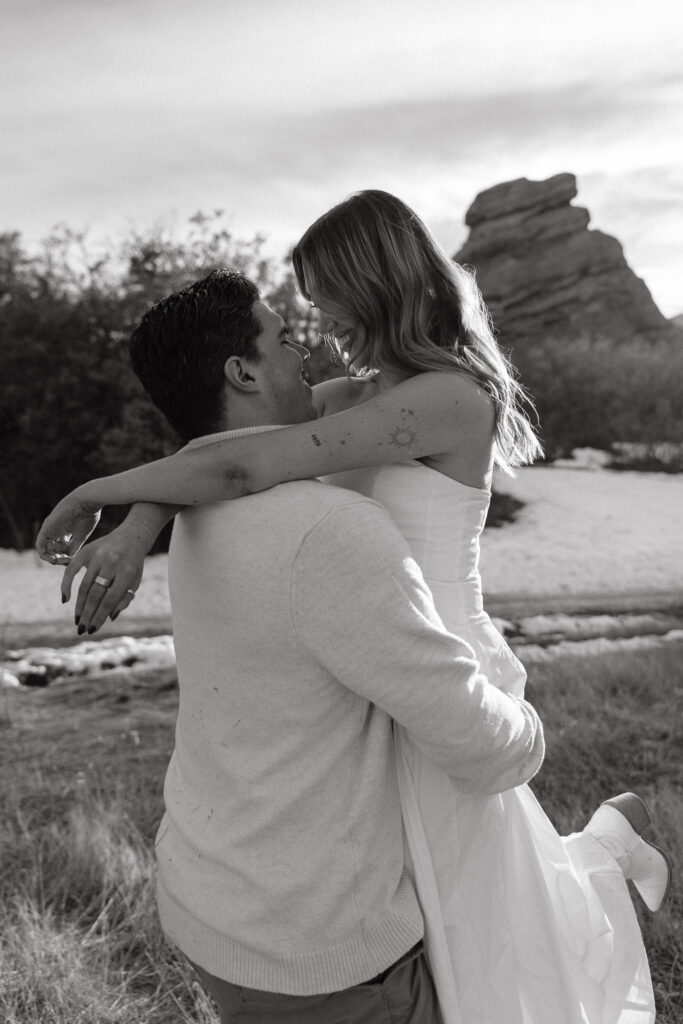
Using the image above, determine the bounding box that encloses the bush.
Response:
[486,490,524,528]
[0,220,328,551]
[510,334,683,464]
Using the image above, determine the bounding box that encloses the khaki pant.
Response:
[190,940,442,1023]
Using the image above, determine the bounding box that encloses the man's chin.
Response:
[283,393,316,425]
[303,384,317,415]
[304,401,318,422]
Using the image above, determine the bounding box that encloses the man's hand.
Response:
[62,522,150,634]
[36,489,103,563]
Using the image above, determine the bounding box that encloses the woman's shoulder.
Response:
[399,370,494,425]
[311,374,379,416]
[313,368,493,428]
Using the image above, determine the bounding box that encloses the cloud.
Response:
[578,165,683,314]
[4,73,676,208]
[274,72,681,172]
[2,65,680,313]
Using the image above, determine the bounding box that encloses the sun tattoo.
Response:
[388,408,418,450]
[389,428,417,449]
[389,411,418,450]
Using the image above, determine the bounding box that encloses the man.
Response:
[56,270,545,1023]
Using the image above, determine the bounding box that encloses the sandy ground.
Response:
[1,462,682,628]
[480,464,683,599]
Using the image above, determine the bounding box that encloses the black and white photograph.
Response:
[1,1,681,1021]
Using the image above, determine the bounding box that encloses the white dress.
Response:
[327,461,655,1024]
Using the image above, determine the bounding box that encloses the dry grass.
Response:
[0,669,218,1024]
[0,642,681,1023]
[525,643,683,1023]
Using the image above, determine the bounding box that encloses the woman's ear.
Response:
[224,355,260,393]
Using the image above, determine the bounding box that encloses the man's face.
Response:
[251,301,316,424]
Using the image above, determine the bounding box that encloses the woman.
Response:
[38,191,668,1023]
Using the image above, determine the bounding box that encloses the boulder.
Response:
[455,173,680,346]
[465,173,578,226]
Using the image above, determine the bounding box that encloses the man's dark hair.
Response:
[129,268,262,441]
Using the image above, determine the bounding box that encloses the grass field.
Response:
[1,642,681,1023]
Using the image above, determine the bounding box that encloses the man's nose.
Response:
[289,340,310,364]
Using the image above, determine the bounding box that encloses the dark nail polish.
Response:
[88,626,96,635]
[75,616,80,626]
[111,611,119,621]
[77,624,85,635]
[61,594,67,604]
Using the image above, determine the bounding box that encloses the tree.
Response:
[0,216,337,549]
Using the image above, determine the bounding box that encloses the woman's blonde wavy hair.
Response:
[292,189,542,473]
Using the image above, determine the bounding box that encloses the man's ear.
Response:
[224,355,260,393]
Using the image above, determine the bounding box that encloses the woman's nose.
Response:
[317,310,336,335]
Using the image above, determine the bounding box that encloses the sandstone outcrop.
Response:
[454,173,679,346]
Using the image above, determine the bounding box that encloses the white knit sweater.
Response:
[155,427,545,995]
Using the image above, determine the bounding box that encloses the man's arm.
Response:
[291,501,544,795]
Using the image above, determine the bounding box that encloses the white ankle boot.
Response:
[585,792,672,912]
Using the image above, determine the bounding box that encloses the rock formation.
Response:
[454,173,679,346]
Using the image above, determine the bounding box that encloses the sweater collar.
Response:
[184,425,286,451]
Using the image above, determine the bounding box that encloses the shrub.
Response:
[510,334,683,464]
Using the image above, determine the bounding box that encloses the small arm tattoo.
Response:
[389,427,417,449]
[389,409,418,450]
[311,434,322,448]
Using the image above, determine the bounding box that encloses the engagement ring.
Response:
[94,576,113,588]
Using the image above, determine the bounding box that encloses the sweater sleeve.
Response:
[291,500,544,795]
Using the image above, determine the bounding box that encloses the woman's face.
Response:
[304,274,359,353]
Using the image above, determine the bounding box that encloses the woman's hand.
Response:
[36,487,103,563]
[61,522,151,634]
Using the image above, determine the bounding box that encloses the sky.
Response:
[2,0,682,315]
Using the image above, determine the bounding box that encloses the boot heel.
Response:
[631,838,673,913]
[587,792,673,912]
[602,792,651,833]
